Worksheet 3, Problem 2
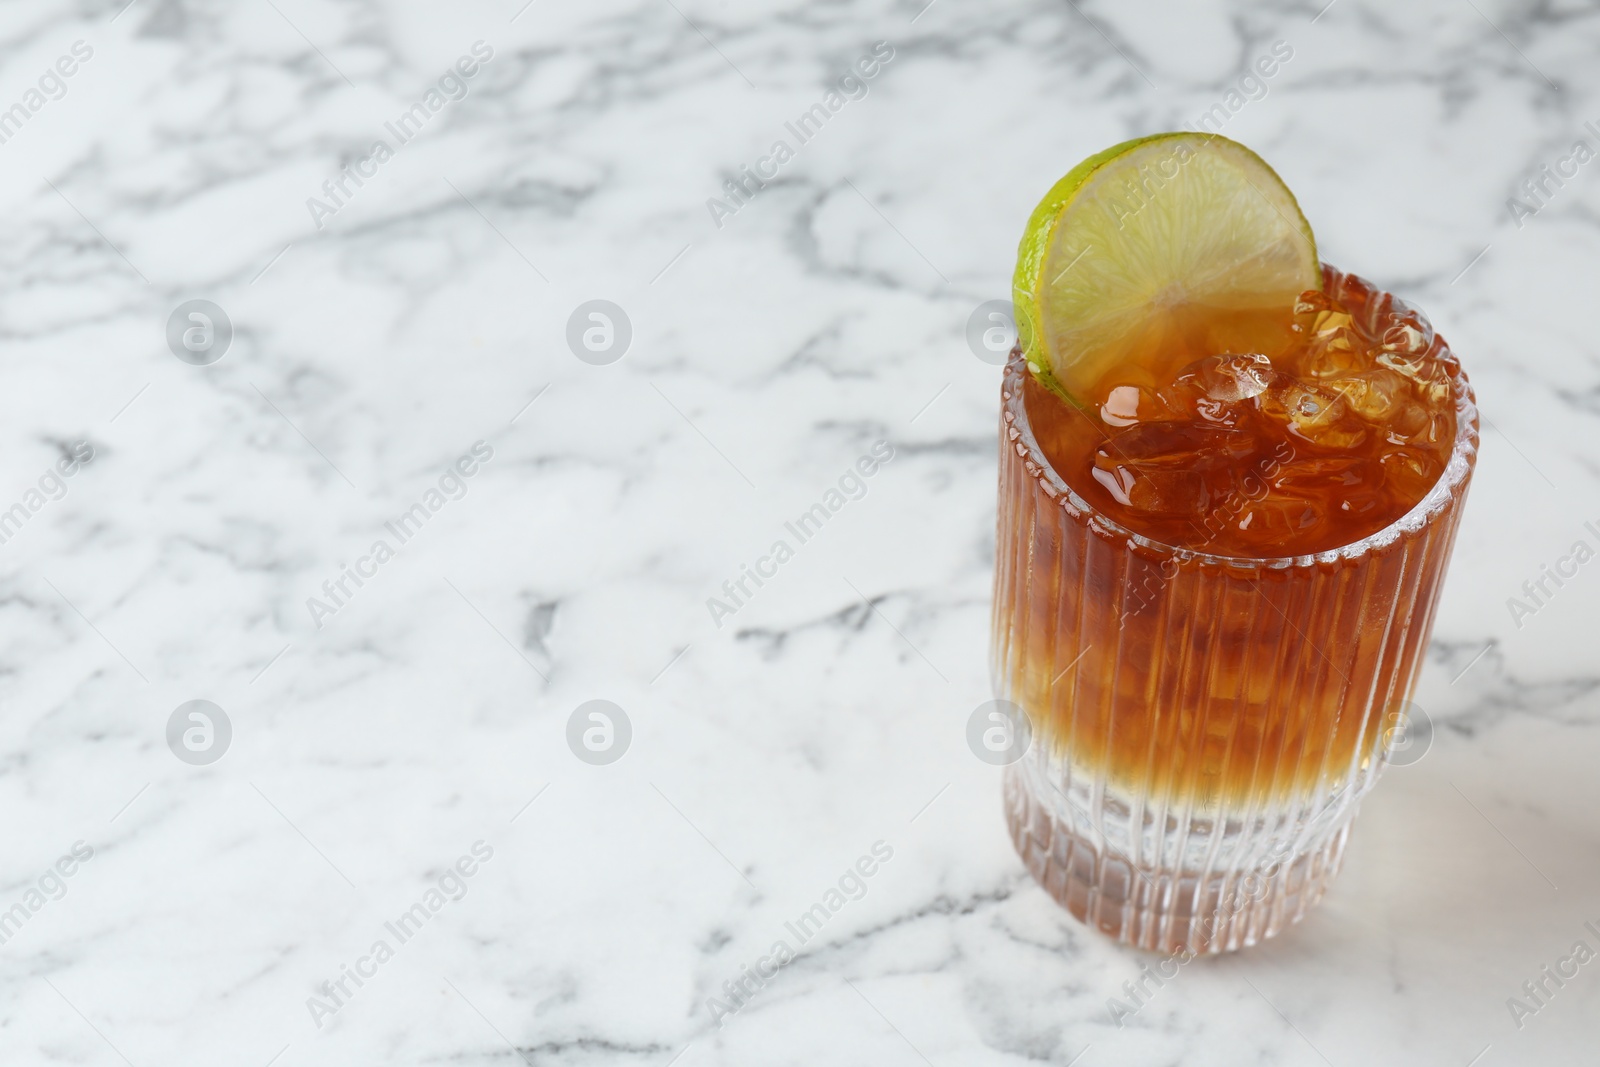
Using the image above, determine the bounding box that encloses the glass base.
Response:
[1004,757,1353,955]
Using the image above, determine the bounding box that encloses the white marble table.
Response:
[2,0,1597,1064]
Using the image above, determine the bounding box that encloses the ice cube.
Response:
[1257,378,1369,450]
[1100,467,1209,518]
[1333,489,1390,524]
[1194,353,1274,401]
[1374,390,1453,448]
[1094,422,1255,472]
[1379,446,1440,502]
[1266,454,1388,526]
[1376,348,1444,388]
[1160,353,1276,426]
[1417,411,1454,447]
[1382,402,1431,442]
[1379,321,1432,357]
[1234,494,1326,540]
[1322,367,1411,424]
[1092,423,1253,520]
[1290,291,1369,379]
[1269,455,1373,495]
[1302,322,1367,379]
[1099,383,1172,428]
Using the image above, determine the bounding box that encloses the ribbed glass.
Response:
[992,278,1478,954]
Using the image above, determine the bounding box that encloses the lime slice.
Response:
[1013,132,1319,404]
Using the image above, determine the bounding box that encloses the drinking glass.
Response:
[991,269,1478,953]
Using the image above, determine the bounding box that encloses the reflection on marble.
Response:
[0,0,1595,1063]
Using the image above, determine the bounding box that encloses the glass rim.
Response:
[1001,290,1480,571]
